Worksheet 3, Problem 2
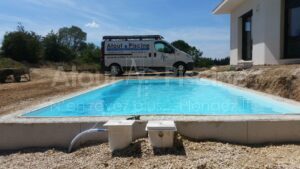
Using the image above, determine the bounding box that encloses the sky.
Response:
[0,0,229,59]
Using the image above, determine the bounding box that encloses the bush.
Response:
[76,43,101,64]
[0,49,3,57]
[2,25,42,63]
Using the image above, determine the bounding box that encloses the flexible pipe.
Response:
[68,128,107,153]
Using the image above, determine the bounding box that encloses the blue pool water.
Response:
[23,79,300,117]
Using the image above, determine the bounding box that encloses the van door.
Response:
[125,41,152,70]
[152,41,175,68]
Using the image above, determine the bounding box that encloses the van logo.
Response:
[107,43,150,51]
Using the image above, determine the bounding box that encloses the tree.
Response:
[2,24,42,63]
[77,43,101,64]
[171,40,229,68]
[171,40,204,66]
[171,40,192,54]
[58,26,87,52]
[213,57,230,66]
[43,31,74,62]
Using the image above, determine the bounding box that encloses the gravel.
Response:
[1,135,300,169]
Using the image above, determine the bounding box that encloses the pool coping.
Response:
[0,77,300,124]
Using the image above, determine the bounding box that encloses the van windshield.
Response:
[155,42,174,53]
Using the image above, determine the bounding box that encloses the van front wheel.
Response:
[175,64,186,76]
[110,64,123,76]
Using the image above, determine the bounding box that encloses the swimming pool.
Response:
[22,79,300,117]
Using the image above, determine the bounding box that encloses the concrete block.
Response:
[0,123,81,150]
[176,121,248,144]
[247,121,300,144]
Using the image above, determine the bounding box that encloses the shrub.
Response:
[0,57,25,69]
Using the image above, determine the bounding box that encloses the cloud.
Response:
[85,21,99,28]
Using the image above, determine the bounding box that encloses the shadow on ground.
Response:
[112,140,143,158]
[152,135,186,156]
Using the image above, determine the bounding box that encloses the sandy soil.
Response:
[1,136,300,169]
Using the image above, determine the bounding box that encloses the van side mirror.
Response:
[168,48,175,54]
[171,48,175,54]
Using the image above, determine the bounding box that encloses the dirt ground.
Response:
[0,68,112,116]
[1,66,300,169]
[199,64,300,102]
[1,136,300,169]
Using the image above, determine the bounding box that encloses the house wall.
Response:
[264,0,282,64]
[230,0,266,65]
[229,0,300,65]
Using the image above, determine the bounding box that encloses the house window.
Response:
[289,7,300,37]
[245,22,251,32]
[241,11,253,61]
[284,0,300,59]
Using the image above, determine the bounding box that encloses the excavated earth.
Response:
[199,65,300,102]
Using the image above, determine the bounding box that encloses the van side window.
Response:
[155,42,174,53]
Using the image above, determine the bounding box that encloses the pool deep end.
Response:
[22,79,300,117]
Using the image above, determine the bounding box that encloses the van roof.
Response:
[103,35,164,41]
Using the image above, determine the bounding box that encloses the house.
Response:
[214,0,300,65]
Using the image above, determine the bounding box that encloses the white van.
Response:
[101,35,194,76]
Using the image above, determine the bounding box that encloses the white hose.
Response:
[68,128,107,153]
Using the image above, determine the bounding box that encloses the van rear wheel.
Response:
[175,64,186,76]
[110,64,123,76]
[14,75,22,82]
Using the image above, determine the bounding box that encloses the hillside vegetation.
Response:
[0,57,25,69]
[1,24,101,70]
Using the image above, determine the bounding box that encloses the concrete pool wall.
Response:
[0,120,147,150]
[2,116,300,150]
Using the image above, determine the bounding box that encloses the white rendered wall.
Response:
[228,0,297,65]
[230,0,266,65]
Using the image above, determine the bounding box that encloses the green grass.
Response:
[0,57,26,69]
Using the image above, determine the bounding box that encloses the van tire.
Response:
[174,63,186,76]
[0,77,6,83]
[110,64,123,76]
[14,75,22,82]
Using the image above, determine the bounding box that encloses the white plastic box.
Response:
[146,121,177,148]
[104,120,135,151]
